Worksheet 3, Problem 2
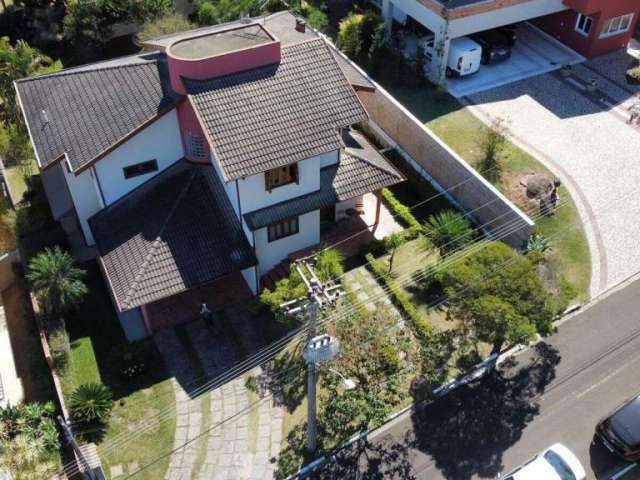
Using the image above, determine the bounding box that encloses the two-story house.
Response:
[15,13,404,340]
[378,0,639,81]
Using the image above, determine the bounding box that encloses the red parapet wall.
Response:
[167,24,281,95]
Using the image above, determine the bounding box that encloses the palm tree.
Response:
[26,246,87,320]
[69,382,114,424]
[423,210,475,257]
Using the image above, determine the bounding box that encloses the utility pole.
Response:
[58,416,99,480]
[281,257,343,454]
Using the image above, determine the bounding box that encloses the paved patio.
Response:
[466,48,640,295]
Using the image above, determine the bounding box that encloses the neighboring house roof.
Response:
[243,131,404,230]
[15,53,180,172]
[186,38,368,181]
[89,160,257,311]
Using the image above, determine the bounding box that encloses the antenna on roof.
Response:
[41,109,49,125]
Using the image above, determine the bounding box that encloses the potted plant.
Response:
[626,63,640,85]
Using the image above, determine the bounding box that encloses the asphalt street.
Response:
[318,276,640,480]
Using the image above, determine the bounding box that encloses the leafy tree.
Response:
[138,13,195,42]
[435,241,554,353]
[305,6,328,31]
[0,37,62,124]
[137,0,173,22]
[0,121,32,168]
[195,0,259,26]
[338,13,363,58]
[423,210,475,256]
[27,246,88,319]
[384,231,403,273]
[479,117,507,184]
[69,382,114,423]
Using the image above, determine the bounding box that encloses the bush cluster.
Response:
[365,253,432,343]
[381,188,422,232]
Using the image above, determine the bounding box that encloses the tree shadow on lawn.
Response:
[406,342,561,480]
[66,261,171,402]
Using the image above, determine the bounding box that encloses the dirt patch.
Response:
[501,170,543,214]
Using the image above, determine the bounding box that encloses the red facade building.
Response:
[535,0,640,58]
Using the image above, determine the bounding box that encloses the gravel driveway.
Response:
[466,50,640,296]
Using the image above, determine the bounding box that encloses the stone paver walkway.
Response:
[342,266,401,317]
[155,308,284,480]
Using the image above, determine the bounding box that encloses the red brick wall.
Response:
[535,0,640,58]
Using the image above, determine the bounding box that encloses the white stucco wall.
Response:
[241,267,258,295]
[383,0,445,33]
[319,149,340,168]
[254,210,320,275]
[238,155,322,215]
[63,164,102,245]
[94,110,183,206]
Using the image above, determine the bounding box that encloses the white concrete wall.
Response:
[40,162,74,220]
[63,164,102,245]
[241,267,258,295]
[238,155,322,214]
[384,0,446,33]
[448,0,567,38]
[94,110,183,206]
[254,210,320,275]
[319,150,340,168]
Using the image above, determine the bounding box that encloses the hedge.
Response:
[381,188,422,232]
[365,253,432,344]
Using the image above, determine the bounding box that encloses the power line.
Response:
[121,181,634,480]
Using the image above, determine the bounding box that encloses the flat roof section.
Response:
[169,24,275,59]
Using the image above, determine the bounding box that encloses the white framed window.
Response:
[600,13,634,38]
[185,131,206,159]
[575,13,594,36]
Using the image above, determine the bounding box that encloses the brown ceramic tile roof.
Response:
[89,160,257,311]
[244,137,404,230]
[185,38,368,181]
[15,53,181,172]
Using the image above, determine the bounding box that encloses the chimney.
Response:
[295,18,306,33]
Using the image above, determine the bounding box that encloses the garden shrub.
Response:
[479,117,507,184]
[423,209,475,256]
[69,382,114,424]
[48,328,70,372]
[365,253,432,343]
[381,188,422,232]
[627,64,640,84]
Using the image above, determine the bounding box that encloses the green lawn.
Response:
[380,82,591,302]
[6,164,31,204]
[59,263,176,480]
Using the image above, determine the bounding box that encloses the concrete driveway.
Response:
[447,23,584,98]
[465,49,640,296]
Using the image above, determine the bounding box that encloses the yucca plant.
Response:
[69,383,114,424]
[27,246,88,319]
[423,210,475,256]
[526,233,551,255]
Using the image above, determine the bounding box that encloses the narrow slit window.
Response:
[123,159,158,179]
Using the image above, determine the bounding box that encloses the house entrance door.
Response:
[320,205,335,223]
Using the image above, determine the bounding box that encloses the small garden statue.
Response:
[200,300,213,328]
[523,173,561,216]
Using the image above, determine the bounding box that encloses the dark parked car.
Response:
[470,30,512,64]
[596,394,640,461]
[495,24,518,46]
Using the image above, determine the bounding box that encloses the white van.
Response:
[421,35,482,77]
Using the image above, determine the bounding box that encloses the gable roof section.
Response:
[244,142,404,230]
[89,160,257,311]
[185,38,368,181]
[15,54,180,172]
